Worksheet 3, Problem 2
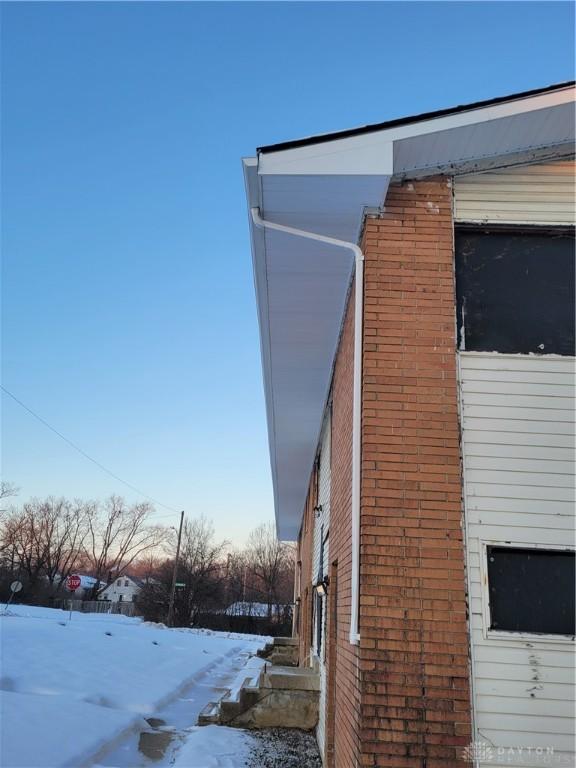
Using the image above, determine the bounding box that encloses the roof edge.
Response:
[258,81,575,155]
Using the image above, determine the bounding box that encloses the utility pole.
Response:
[167,510,184,628]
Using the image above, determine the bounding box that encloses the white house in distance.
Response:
[98,575,145,603]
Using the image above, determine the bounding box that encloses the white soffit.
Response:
[244,160,390,539]
[246,84,575,540]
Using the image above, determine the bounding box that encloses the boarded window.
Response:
[455,229,575,355]
[487,546,575,635]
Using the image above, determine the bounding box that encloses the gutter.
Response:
[250,207,363,645]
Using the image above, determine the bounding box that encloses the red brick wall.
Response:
[298,282,360,768]
[296,288,361,768]
[328,285,361,768]
[358,178,472,767]
[295,177,471,767]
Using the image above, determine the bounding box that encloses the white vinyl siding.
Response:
[459,352,575,767]
[99,578,141,604]
[454,160,575,225]
[312,410,331,761]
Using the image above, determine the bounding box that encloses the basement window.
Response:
[487,546,575,636]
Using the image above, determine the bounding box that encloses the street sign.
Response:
[3,580,24,614]
[175,582,186,588]
[66,574,81,592]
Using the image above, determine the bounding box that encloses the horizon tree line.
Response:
[0,484,294,628]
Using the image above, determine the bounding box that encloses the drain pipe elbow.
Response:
[251,207,363,647]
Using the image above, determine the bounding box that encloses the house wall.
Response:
[100,579,140,603]
[297,163,574,767]
[459,353,575,766]
[357,179,472,767]
[314,411,332,759]
[296,301,361,768]
[313,412,332,583]
[296,282,362,768]
[327,286,361,768]
[453,160,575,225]
[296,465,317,668]
[454,159,575,766]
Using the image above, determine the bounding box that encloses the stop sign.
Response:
[66,575,81,592]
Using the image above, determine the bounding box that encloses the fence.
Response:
[194,609,293,636]
[52,599,138,617]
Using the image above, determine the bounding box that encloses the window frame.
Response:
[479,539,575,644]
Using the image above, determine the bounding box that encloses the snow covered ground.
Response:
[0,604,268,768]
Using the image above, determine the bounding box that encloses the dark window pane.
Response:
[487,546,575,635]
[455,229,575,355]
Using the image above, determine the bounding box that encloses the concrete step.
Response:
[256,636,299,666]
[197,657,319,730]
[261,665,320,691]
[197,701,220,726]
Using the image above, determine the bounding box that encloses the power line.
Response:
[1,384,181,514]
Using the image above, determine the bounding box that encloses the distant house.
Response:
[98,575,144,603]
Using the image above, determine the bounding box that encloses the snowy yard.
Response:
[0,604,270,768]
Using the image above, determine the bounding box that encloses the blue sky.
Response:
[1,1,574,544]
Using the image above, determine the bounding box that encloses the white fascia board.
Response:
[258,86,574,176]
[259,136,393,175]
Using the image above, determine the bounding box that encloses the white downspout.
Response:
[251,207,362,645]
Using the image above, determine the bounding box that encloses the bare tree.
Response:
[86,496,168,598]
[224,550,250,606]
[0,482,18,511]
[244,523,294,617]
[0,497,91,598]
[132,551,164,583]
[2,502,52,588]
[42,499,94,591]
[0,510,27,580]
[0,483,19,542]
[171,516,228,626]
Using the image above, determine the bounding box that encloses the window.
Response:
[487,546,575,636]
[116,579,121,586]
[124,580,129,587]
[455,228,575,355]
[118,594,123,602]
